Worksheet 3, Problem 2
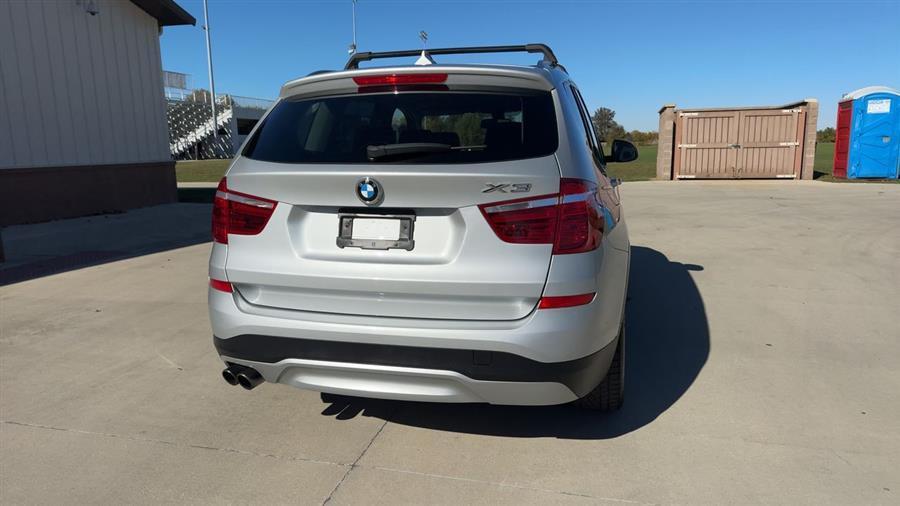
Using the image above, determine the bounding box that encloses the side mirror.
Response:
[609,139,638,163]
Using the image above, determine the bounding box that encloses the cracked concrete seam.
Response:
[3,418,658,504]
[0,419,348,469]
[322,418,390,505]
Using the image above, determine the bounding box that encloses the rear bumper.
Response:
[215,334,618,404]
[210,287,622,405]
[210,283,621,364]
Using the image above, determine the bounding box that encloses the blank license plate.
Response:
[351,218,401,240]
[337,213,415,251]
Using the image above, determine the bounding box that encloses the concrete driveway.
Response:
[2,181,898,504]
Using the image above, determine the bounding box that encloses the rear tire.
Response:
[575,322,625,411]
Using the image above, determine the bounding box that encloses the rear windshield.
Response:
[242,91,558,164]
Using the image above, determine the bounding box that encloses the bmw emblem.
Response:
[356,177,383,206]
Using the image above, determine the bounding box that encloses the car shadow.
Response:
[0,202,211,286]
[318,245,710,439]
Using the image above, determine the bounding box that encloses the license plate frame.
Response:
[336,213,416,251]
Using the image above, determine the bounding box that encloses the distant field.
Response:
[175,159,231,183]
[813,142,835,179]
[607,145,658,181]
[175,148,660,183]
[614,142,894,183]
[812,143,897,183]
[609,144,835,182]
[175,143,895,185]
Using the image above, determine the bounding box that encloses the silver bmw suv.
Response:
[209,44,637,410]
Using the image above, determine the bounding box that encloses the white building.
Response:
[0,0,195,225]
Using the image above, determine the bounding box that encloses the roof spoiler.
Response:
[344,44,559,70]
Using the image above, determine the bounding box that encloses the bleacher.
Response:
[163,71,274,160]
[166,93,234,160]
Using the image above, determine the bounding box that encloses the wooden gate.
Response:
[674,108,806,179]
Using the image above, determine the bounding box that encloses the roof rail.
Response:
[344,43,559,70]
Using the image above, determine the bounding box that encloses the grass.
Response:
[176,159,232,183]
[610,143,839,182]
[813,142,834,179]
[812,143,898,183]
[607,145,658,182]
[610,142,897,183]
[175,146,661,184]
[174,143,896,186]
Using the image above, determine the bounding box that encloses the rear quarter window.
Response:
[242,91,558,164]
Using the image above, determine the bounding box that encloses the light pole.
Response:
[348,0,357,54]
[203,0,218,142]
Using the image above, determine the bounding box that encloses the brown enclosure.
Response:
[656,100,818,180]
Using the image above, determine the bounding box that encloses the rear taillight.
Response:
[212,177,277,244]
[478,194,559,244]
[479,178,603,254]
[553,179,603,254]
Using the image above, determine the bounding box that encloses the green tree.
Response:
[591,107,627,144]
[454,113,485,146]
[628,130,659,145]
[424,113,486,146]
[817,127,836,143]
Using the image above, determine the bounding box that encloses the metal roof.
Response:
[130,0,196,27]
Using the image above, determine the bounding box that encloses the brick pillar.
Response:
[656,104,677,180]
[800,99,819,180]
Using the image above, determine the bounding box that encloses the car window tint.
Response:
[243,91,558,164]
[569,85,606,167]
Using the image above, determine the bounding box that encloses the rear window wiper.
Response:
[367,143,453,161]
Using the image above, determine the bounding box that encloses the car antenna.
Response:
[415,31,435,65]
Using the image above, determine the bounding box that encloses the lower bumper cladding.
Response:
[214,334,617,402]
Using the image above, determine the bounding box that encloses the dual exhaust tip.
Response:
[222,364,264,390]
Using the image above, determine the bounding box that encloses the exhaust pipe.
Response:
[236,367,264,390]
[222,366,240,386]
[222,364,264,390]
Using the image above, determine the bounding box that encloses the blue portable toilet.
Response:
[835,86,900,179]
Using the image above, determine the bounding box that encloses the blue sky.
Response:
[160,0,900,131]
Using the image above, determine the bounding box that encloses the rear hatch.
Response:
[222,68,561,320]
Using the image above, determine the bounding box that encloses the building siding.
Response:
[0,0,171,169]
